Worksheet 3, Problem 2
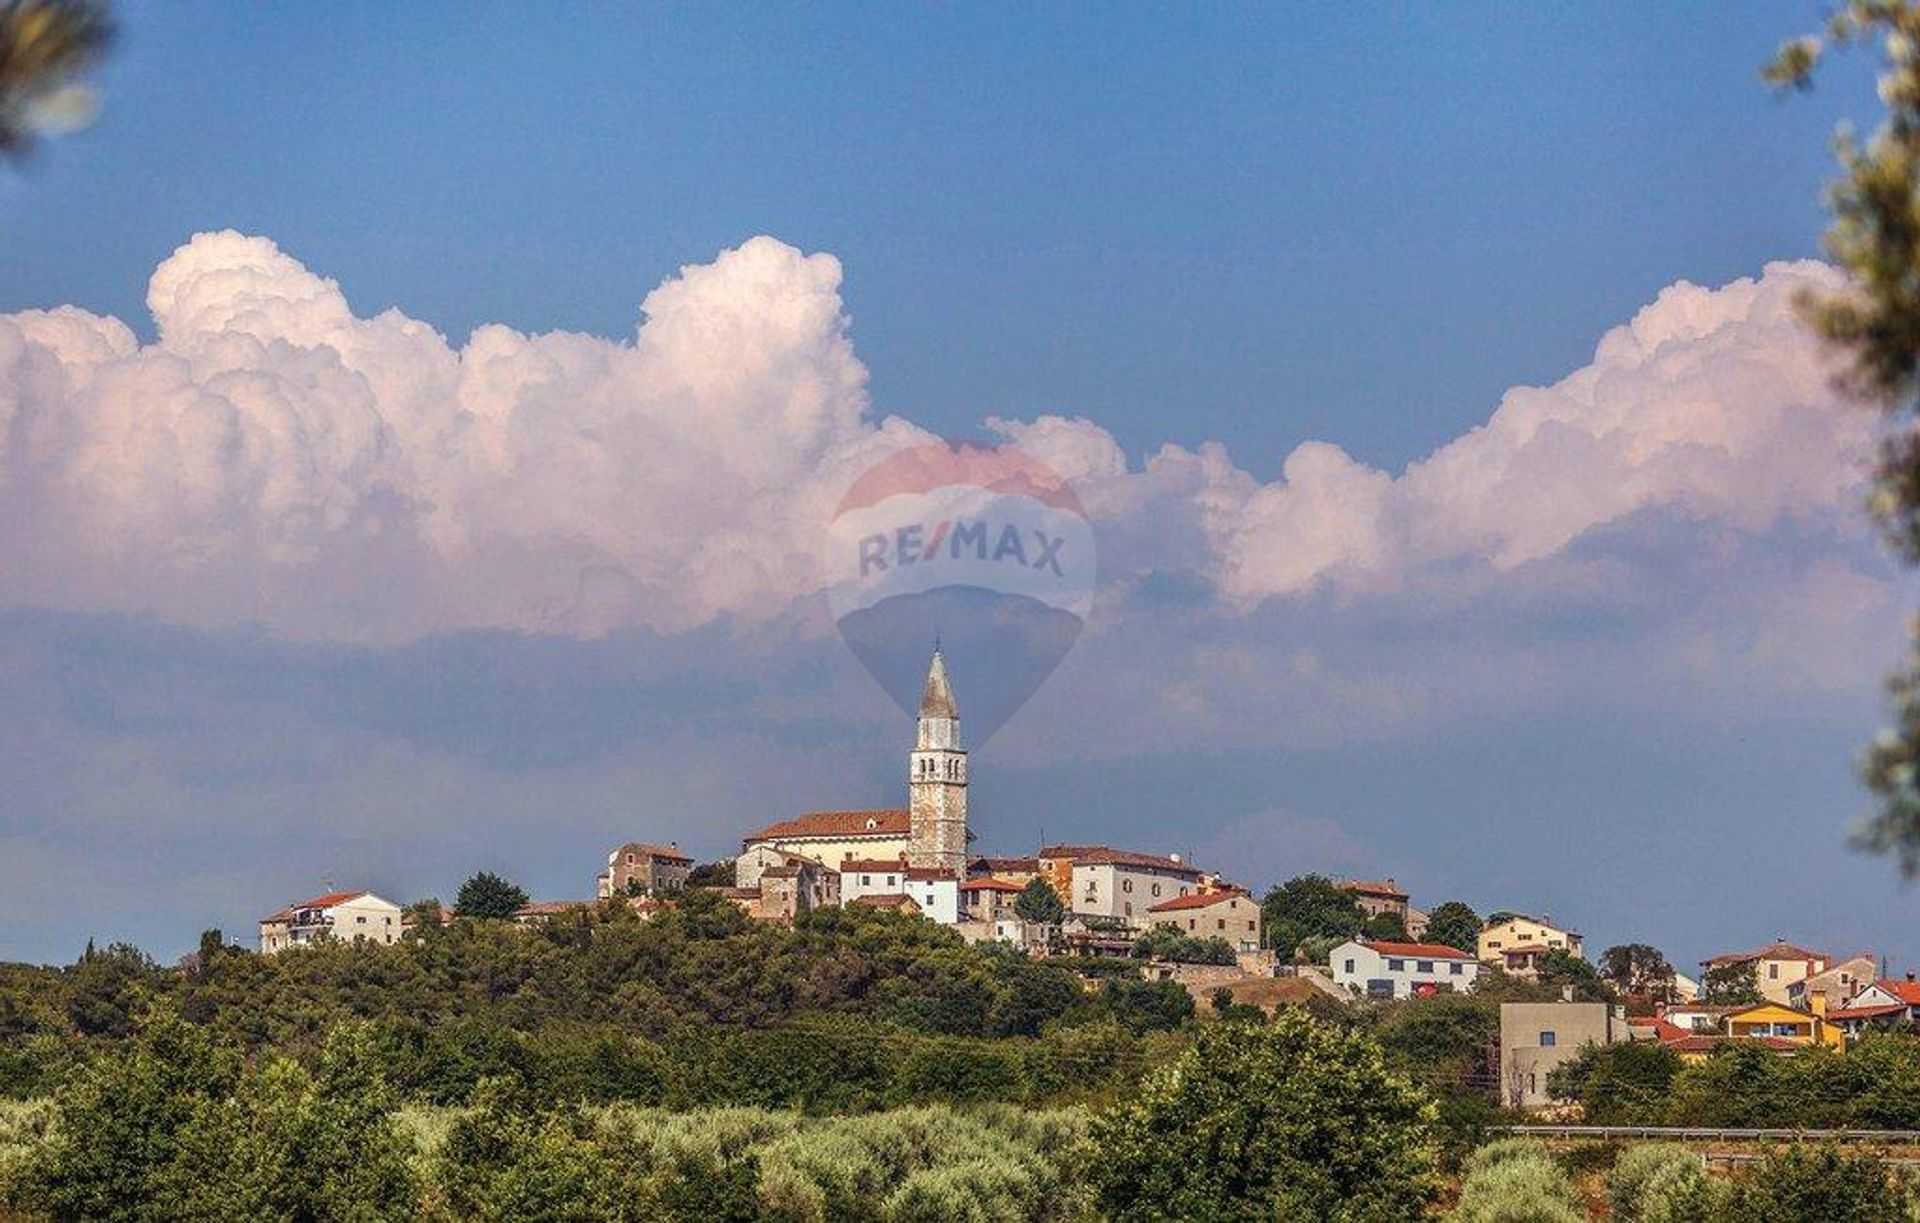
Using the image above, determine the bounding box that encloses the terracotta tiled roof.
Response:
[614,842,691,862]
[1364,940,1476,961]
[513,901,587,917]
[1037,845,1201,876]
[851,893,921,910]
[961,879,1025,893]
[1877,979,1920,1006]
[1829,1003,1909,1022]
[970,856,1038,874]
[1631,1017,1693,1042]
[841,858,911,874]
[1702,940,1828,968]
[1147,888,1247,913]
[294,890,367,910]
[744,809,910,842]
[1338,878,1408,900]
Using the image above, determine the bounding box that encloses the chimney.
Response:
[1907,971,1915,983]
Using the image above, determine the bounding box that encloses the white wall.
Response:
[1331,941,1480,999]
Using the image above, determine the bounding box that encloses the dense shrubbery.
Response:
[1549,1034,1920,1128]
[0,1009,1094,1221]
[1604,1142,1917,1222]
[1129,926,1235,965]
[0,896,1200,1110]
[1089,1013,1438,1220]
[1452,1138,1583,1222]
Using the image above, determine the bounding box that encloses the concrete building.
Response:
[596,842,692,899]
[259,890,404,954]
[1700,939,1830,1006]
[1037,845,1203,926]
[1331,939,1481,999]
[1500,1002,1631,1109]
[1146,888,1262,952]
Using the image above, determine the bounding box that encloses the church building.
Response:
[737,648,970,888]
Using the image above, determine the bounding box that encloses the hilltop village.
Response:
[255,648,1920,1109]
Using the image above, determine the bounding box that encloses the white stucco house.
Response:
[839,858,961,924]
[258,890,404,954]
[1330,938,1481,999]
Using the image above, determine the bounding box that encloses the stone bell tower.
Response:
[907,647,968,873]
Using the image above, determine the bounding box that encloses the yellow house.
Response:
[1478,915,1584,967]
[1724,1001,1841,1050]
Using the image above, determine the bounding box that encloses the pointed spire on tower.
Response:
[920,646,958,720]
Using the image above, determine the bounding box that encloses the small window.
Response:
[1450,963,1463,975]
[1540,1031,1557,1047]
[1388,959,1405,971]
[1151,883,1162,897]
[355,916,366,924]
[1123,879,1133,893]
[861,875,870,886]
[1417,960,1433,973]
[1217,919,1226,930]
[1344,959,1356,973]
[1769,964,1780,979]
[1124,902,1133,916]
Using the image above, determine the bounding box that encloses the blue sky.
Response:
[0,3,1913,969]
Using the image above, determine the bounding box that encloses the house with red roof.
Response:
[595,841,692,899]
[1699,939,1830,1006]
[1146,888,1262,952]
[1330,937,1482,999]
[258,889,403,955]
[1036,844,1206,925]
[1827,976,1920,1034]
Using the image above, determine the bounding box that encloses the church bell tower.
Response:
[907,647,968,873]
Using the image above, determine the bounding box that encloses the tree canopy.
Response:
[1422,901,1482,952]
[454,871,530,920]
[1012,876,1065,924]
[1259,875,1365,959]
[1768,2,1920,873]
[1088,1012,1437,1220]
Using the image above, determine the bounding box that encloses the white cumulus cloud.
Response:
[0,242,1882,644]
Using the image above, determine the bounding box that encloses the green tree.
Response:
[1260,874,1365,959]
[684,859,736,888]
[1453,1140,1583,1223]
[1422,901,1482,953]
[1536,949,1613,1002]
[1545,1040,1682,1125]
[1599,942,1677,1006]
[1011,876,1065,924]
[1362,911,1408,941]
[0,0,113,158]
[455,871,530,920]
[1734,1144,1911,1220]
[1088,1010,1437,1220]
[13,1006,241,1221]
[1766,4,1920,873]
[1700,961,1762,1006]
